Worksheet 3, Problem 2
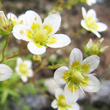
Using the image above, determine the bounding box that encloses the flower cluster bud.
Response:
[84,38,109,56]
[0,11,12,35]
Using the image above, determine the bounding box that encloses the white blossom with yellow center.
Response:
[15,57,33,82]
[12,10,71,55]
[86,0,97,6]
[54,48,101,105]
[7,13,25,26]
[0,64,13,81]
[51,88,80,110]
[81,7,108,38]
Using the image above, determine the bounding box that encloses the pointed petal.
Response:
[13,24,30,41]
[54,66,69,85]
[86,39,93,48]
[0,64,13,81]
[55,88,64,99]
[27,42,46,55]
[100,46,109,52]
[92,31,101,38]
[51,100,58,109]
[81,74,101,92]
[82,55,100,73]
[69,48,83,67]
[97,22,108,32]
[82,7,87,19]
[25,10,42,27]
[81,20,89,30]
[47,34,71,48]
[43,14,61,33]
[64,84,79,105]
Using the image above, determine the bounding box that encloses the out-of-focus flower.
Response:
[0,11,12,35]
[84,38,109,56]
[80,0,97,6]
[15,57,33,82]
[7,13,25,26]
[81,7,108,38]
[0,64,13,81]
[51,88,80,110]
[13,10,71,55]
[54,48,101,105]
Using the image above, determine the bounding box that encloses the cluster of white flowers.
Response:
[0,1,108,109]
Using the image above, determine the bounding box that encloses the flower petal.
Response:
[54,66,69,85]
[13,24,30,41]
[64,84,79,105]
[87,9,96,20]
[7,12,17,21]
[25,10,42,27]
[23,60,32,68]
[47,34,71,48]
[27,69,33,77]
[55,88,64,99]
[51,100,58,109]
[0,64,13,81]
[27,42,46,55]
[21,76,28,82]
[18,14,26,25]
[69,103,80,110]
[69,48,83,67]
[97,22,108,32]
[81,20,89,30]
[82,7,87,19]
[82,55,100,73]
[43,14,61,33]
[92,31,101,38]
[81,74,101,92]
[16,57,22,66]
[86,39,93,49]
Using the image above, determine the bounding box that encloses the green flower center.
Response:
[26,22,56,46]
[85,17,98,31]
[57,95,71,109]
[19,63,29,76]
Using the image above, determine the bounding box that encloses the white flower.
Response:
[12,10,71,55]
[86,0,97,6]
[81,7,108,38]
[54,48,101,105]
[15,57,33,82]
[51,88,80,110]
[0,64,13,81]
[7,13,26,26]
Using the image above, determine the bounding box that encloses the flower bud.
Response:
[84,38,109,56]
[0,11,12,35]
[33,55,42,63]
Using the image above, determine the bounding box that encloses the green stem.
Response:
[0,35,9,63]
[70,28,84,38]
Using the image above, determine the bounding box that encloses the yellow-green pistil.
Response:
[57,95,71,110]
[63,60,90,92]
[85,17,98,31]
[19,63,29,76]
[25,22,56,46]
